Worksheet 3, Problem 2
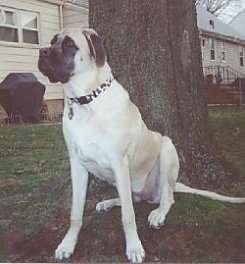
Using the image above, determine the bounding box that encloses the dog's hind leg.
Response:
[96,198,121,212]
[148,136,179,229]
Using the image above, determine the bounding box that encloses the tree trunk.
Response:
[89,0,228,187]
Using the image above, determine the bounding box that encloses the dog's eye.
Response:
[62,36,78,51]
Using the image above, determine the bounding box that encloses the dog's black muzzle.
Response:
[38,47,71,84]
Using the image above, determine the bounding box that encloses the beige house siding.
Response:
[0,0,63,100]
[0,0,89,103]
[63,5,88,29]
[200,34,245,76]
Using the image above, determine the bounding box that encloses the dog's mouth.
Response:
[47,72,70,84]
[38,59,71,84]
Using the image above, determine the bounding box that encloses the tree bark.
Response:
[89,0,228,187]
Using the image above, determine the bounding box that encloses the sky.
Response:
[219,0,245,22]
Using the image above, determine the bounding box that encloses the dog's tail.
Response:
[175,182,245,203]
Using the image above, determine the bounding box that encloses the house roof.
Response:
[65,0,88,8]
[39,0,88,8]
[39,0,63,5]
[229,8,245,36]
[196,5,245,41]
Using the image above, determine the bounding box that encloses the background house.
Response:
[1,1,245,117]
[197,6,245,84]
[0,0,88,115]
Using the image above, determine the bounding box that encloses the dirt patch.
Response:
[1,176,245,263]
[4,192,245,263]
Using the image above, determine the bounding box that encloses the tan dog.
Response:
[38,28,245,263]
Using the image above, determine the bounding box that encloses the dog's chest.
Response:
[64,118,115,184]
[77,143,113,181]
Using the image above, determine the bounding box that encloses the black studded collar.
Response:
[69,77,114,105]
[66,77,114,120]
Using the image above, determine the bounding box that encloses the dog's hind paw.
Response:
[96,200,111,212]
[148,208,166,229]
[96,198,120,212]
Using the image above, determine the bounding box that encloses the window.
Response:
[202,38,205,47]
[0,7,39,45]
[209,19,215,29]
[221,41,226,62]
[200,38,205,61]
[21,11,39,44]
[0,9,18,42]
[210,38,215,61]
[240,46,244,67]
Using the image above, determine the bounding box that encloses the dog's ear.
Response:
[83,30,106,67]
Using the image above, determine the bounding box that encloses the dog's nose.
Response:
[39,47,51,57]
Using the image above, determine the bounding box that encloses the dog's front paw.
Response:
[126,238,145,263]
[55,238,76,260]
[148,208,166,229]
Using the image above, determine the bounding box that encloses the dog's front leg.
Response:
[55,155,88,260]
[113,156,145,263]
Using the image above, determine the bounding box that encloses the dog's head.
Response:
[38,28,106,83]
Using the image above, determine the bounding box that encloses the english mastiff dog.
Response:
[38,28,245,263]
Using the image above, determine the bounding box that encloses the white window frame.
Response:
[209,19,215,29]
[221,41,226,62]
[210,38,216,61]
[239,46,244,67]
[0,6,40,48]
[201,38,205,48]
[200,37,205,61]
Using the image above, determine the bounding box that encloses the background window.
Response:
[0,9,18,42]
[221,42,226,62]
[202,38,205,47]
[0,7,39,45]
[21,11,39,44]
[240,47,244,67]
[209,19,215,29]
[210,39,215,60]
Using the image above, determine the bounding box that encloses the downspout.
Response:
[59,1,64,104]
[59,1,64,31]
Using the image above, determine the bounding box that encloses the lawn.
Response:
[0,123,69,261]
[0,106,245,262]
[0,124,68,198]
[209,106,245,179]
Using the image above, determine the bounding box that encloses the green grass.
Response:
[209,106,245,199]
[0,123,68,198]
[2,107,244,201]
[209,106,245,177]
[0,106,245,262]
[0,123,69,247]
